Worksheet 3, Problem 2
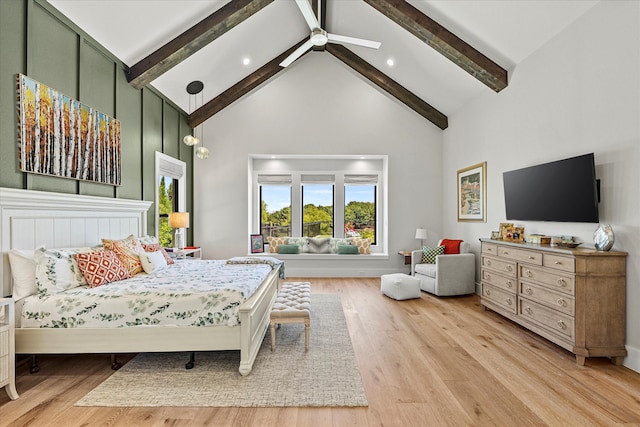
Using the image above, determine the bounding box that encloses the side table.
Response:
[167,247,202,260]
[398,250,413,265]
[0,298,18,399]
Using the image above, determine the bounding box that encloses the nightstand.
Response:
[0,298,18,400]
[168,247,202,260]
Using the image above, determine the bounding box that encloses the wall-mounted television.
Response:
[503,153,599,223]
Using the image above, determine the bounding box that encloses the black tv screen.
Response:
[503,153,599,223]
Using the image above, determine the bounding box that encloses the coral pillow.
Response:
[141,243,174,265]
[102,235,144,275]
[440,239,463,254]
[75,251,131,287]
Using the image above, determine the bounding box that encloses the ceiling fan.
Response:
[280,0,382,67]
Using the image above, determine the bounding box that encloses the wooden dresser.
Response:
[479,238,627,365]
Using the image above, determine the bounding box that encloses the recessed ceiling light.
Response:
[242,57,251,66]
[386,58,394,67]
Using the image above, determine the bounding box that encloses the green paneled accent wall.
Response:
[0,0,194,236]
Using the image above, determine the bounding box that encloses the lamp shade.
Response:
[168,212,190,229]
[415,228,428,240]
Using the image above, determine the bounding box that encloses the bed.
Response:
[0,187,280,375]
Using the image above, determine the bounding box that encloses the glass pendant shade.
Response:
[183,135,200,146]
[196,146,209,159]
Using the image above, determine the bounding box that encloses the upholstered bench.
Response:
[270,282,311,351]
[380,273,421,300]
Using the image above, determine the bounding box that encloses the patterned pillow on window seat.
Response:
[266,236,288,253]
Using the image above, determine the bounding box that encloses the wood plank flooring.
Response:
[2,277,639,426]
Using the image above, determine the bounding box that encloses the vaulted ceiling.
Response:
[47,0,598,130]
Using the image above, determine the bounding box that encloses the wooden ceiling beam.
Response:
[363,0,508,92]
[189,40,309,128]
[127,0,274,89]
[327,44,448,129]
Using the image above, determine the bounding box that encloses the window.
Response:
[260,183,291,238]
[345,179,376,244]
[250,155,387,254]
[155,152,186,246]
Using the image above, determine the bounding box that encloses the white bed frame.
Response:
[0,187,278,375]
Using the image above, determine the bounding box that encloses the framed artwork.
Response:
[457,162,487,222]
[250,234,264,253]
[16,74,121,185]
[499,223,514,240]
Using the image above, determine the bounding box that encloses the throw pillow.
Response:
[141,243,174,265]
[440,239,463,254]
[136,235,159,245]
[8,249,37,301]
[139,250,168,274]
[277,244,299,254]
[266,236,288,253]
[421,246,445,264]
[75,251,131,287]
[33,246,93,296]
[102,235,144,276]
[287,237,309,253]
[349,237,371,254]
[308,237,331,254]
[337,245,359,255]
[329,238,351,253]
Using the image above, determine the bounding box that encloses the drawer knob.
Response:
[526,270,533,278]
[526,287,533,295]
[557,320,566,330]
[506,298,512,306]
[486,273,491,279]
[557,298,566,307]
[558,278,566,287]
[525,306,532,315]
[506,265,513,272]
[529,256,535,260]
[486,260,492,266]
[555,261,562,265]
[503,251,509,255]
[507,281,513,288]
[485,289,491,296]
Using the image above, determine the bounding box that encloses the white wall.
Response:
[442,1,640,371]
[193,53,443,276]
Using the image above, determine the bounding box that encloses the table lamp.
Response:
[415,228,428,248]
[168,212,190,250]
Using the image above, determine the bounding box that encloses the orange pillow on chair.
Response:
[440,239,463,254]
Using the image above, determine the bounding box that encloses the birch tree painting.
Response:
[16,74,121,185]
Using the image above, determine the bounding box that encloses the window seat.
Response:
[252,253,389,261]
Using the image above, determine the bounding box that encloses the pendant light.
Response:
[183,81,204,151]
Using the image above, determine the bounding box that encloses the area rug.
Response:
[76,294,368,407]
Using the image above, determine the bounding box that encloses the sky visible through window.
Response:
[263,185,374,213]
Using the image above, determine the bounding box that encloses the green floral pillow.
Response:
[421,246,445,264]
[34,246,93,297]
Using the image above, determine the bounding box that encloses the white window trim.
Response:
[155,152,186,238]
[248,154,388,255]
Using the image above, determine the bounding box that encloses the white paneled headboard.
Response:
[0,187,152,297]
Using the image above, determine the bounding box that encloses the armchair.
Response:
[411,241,475,296]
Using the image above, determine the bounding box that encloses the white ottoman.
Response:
[381,273,421,300]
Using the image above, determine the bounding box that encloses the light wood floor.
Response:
[2,278,640,426]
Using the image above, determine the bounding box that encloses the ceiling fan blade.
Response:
[279,39,314,67]
[295,0,320,31]
[327,33,381,49]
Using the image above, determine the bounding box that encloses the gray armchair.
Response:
[411,241,476,296]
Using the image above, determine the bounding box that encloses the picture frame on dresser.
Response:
[457,162,487,222]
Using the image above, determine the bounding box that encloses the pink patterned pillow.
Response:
[102,235,144,275]
[75,251,131,287]
[141,243,174,265]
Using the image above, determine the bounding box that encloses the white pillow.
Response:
[139,250,168,274]
[8,249,37,301]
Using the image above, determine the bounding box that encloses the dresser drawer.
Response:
[519,282,575,316]
[481,270,516,293]
[482,243,498,256]
[519,298,575,341]
[519,265,575,295]
[498,247,542,265]
[543,253,575,273]
[482,283,517,314]
[482,256,516,277]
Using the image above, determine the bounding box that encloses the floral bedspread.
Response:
[19,260,274,329]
